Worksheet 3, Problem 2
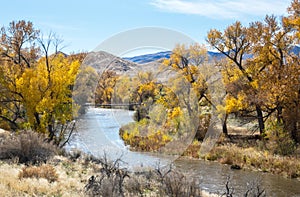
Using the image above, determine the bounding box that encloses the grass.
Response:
[0,155,220,197]
[1,157,87,196]
[19,164,59,183]
[201,143,300,178]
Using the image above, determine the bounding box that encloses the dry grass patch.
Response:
[0,156,96,197]
[203,143,300,178]
[18,164,58,183]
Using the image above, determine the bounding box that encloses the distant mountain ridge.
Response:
[123,46,300,64]
[123,51,171,64]
[123,50,233,64]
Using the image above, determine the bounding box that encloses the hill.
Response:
[83,51,138,75]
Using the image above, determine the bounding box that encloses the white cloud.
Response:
[150,0,291,19]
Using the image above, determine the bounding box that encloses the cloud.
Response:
[150,0,291,19]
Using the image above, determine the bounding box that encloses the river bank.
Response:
[182,138,300,179]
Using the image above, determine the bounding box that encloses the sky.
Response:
[1,0,292,55]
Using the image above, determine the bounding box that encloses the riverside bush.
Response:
[120,119,171,151]
[265,121,296,156]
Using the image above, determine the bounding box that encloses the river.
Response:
[66,107,300,196]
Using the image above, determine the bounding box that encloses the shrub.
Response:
[124,174,151,196]
[265,122,296,156]
[120,120,171,152]
[154,165,202,197]
[84,155,129,197]
[222,176,266,197]
[0,130,57,164]
[18,164,58,183]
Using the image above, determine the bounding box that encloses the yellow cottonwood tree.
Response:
[207,21,266,135]
[162,43,211,105]
[162,43,213,139]
[131,72,161,121]
[95,70,118,105]
[284,0,300,39]
[0,20,39,129]
[16,54,80,144]
[207,2,300,142]
[0,20,82,146]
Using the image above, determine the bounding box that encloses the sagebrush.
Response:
[0,130,57,164]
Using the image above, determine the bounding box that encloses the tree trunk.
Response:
[256,105,265,135]
[222,113,229,137]
[136,109,141,122]
[291,90,300,143]
[34,112,41,130]
[48,124,55,143]
[291,116,299,143]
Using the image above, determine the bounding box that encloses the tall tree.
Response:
[207,21,265,135]
[162,43,223,138]
[207,4,300,141]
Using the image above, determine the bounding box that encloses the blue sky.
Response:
[2,0,291,54]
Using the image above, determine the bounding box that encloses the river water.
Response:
[66,108,300,196]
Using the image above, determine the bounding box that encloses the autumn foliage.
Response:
[116,1,300,153]
[0,21,82,146]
